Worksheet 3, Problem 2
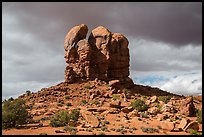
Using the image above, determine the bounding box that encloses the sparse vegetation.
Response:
[158,96,172,104]
[2,98,32,129]
[132,127,137,130]
[65,95,70,100]
[69,109,80,122]
[81,100,87,105]
[123,88,130,94]
[26,90,32,96]
[66,102,72,106]
[141,112,149,118]
[89,100,100,105]
[103,120,110,125]
[64,126,77,133]
[39,133,48,135]
[99,132,105,135]
[141,126,159,133]
[49,110,70,127]
[188,129,201,135]
[49,109,80,127]
[195,109,202,124]
[41,117,50,121]
[57,103,64,107]
[131,99,148,112]
[112,94,120,100]
[84,85,93,89]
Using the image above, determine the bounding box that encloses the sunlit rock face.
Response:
[64,24,133,88]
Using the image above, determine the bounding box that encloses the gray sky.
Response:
[2,2,202,100]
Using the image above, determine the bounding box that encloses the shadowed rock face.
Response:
[64,24,133,88]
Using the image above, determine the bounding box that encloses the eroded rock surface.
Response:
[64,24,133,87]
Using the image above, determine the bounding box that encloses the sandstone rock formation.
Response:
[64,24,134,88]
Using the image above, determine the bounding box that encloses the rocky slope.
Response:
[2,79,202,135]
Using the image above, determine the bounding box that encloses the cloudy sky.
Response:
[2,2,202,100]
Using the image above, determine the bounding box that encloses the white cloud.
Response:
[160,72,202,95]
[2,80,62,101]
[129,38,202,96]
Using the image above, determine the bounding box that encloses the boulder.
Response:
[80,110,100,128]
[121,106,134,113]
[184,121,199,132]
[108,80,120,90]
[147,107,159,115]
[179,97,196,116]
[161,121,175,131]
[150,96,158,103]
[109,100,121,108]
[178,118,191,131]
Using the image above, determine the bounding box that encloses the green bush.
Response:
[131,99,148,112]
[112,94,120,100]
[188,129,201,135]
[81,100,87,105]
[39,133,48,135]
[84,85,92,89]
[26,90,32,96]
[89,100,100,105]
[196,109,202,124]
[141,126,159,133]
[69,109,80,122]
[158,96,172,104]
[2,98,32,129]
[49,110,70,127]
[65,95,70,100]
[64,126,77,133]
[66,102,72,106]
[123,88,130,94]
[49,109,80,127]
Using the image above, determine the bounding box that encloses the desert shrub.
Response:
[8,97,14,102]
[65,95,70,100]
[64,126,77,133]
[89,100,100,105]
[39,133,48,135]
[131,99,148,112]
[69,109,80,122]
[112,94,120,100]
[81,100,87,105]
[48,109,79,127]
[158,96,172,104]
[188,129,201,135]
[99,132,105,135]
[141,112,149,118]
[104,120,110,124]
[57,103,63,107]
[101,126,108,131]
[156,103,162,110]
[123,88,130,94]
[66,102,72,106]
[196,109,202,124]
[41,117,50,121]
[132,127,137,130]
[2,98,32,129]
[58,100,64,104]
[26,90,32,96]
[141,126,159,133]
[84,85,92,89]
[49,110,70,127]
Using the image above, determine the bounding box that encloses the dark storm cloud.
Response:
[2,2,202,99]
[3,2,202,46]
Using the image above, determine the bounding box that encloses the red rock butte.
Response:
[64,24,134,88]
